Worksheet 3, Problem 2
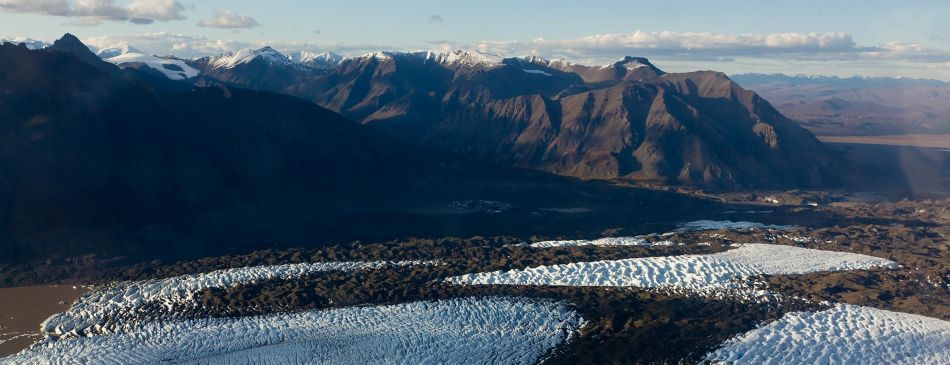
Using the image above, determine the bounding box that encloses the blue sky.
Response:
[2,0,949,79]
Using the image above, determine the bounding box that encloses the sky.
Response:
[2,0,949,79]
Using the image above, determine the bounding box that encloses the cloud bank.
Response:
[198,10,259,29]
[0,0,185,25]
[431,30,949,64]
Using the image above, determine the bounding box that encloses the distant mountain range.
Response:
[732,73,950,136]
[1,36,846,189]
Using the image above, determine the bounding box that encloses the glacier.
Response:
[7,297,583,365]
[445,243,897,297]
[42,260,436,339]
[705,303,950,364]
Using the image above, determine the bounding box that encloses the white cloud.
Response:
[0,0,185,24]
[0,0,71,16]
[84,32,237,57]
[198,10,259,29]
[429,14,444,24]
[125,0,183,21]
[441,31,863,62]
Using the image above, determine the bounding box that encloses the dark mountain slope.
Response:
[0,40,417,262]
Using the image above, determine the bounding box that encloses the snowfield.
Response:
[9,297,583,365]
[676,220,792,232]
[43,260,435,338]
[99,46,199,80]
[529,236,673,248]
[446,244,897,296]
[705,303,950,364]
[526,220,791,248]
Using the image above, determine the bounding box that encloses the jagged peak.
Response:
[50,33,90,52]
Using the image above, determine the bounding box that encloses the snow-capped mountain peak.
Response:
[0,37,50,50]
[95,45,142,59]
[610,56,655,71]
[207,46,293,69]
[349,49,505,69]
[287,51,344,69]
[430,49,505,67]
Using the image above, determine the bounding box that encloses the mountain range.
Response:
[3,34,732,264]
[74,43,838,188]
[1,37,846,189]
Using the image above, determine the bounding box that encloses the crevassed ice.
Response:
[9,297,583,365]
[43,260,435,338]
[445,244,896,293]
[705,303,950,364]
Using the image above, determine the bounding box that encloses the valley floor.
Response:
[0,195,947,363]
[0,285,89,357]
[818,134,950,149]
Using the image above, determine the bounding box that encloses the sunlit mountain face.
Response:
[1,2,948,363]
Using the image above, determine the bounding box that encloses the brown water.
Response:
[0,285,89,356]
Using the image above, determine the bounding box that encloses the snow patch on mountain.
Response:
[42,260,436,339]
[677,220,792,232]
[526,220,792,248]
[95,45,141,59]
[523,68,553,76]
[428,50,505,67]
[528,236,673,248]
[445,243,897,297]
[705,303,950,364]
[10,297,582,365]
[99,46,199,80]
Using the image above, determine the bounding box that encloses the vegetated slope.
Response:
[193,51,842,189]
[0,37,421,263]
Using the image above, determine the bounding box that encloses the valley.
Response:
[1,28,948,364]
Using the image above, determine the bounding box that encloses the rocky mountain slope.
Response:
[185,49,842,188]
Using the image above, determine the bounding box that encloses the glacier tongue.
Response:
[42,260,436,339]
[10,297,583,365]
[445,243,897,298]
[705,303,950,364]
